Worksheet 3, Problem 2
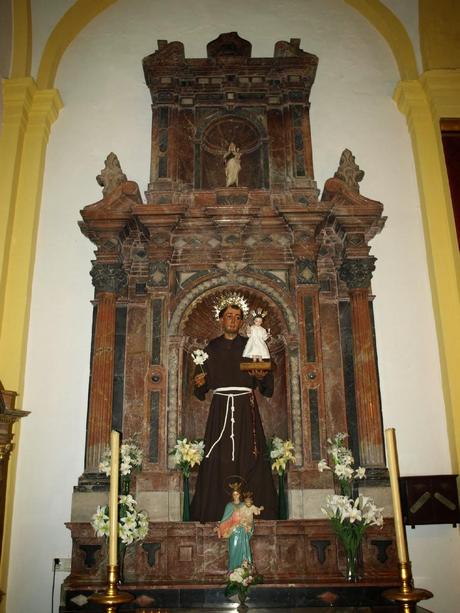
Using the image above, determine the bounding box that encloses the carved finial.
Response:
[334,149,364,193]
[96,153,127,197]
[207,32,252,58]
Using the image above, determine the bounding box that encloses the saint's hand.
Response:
[249,369,266,380]
[194,372,206,387]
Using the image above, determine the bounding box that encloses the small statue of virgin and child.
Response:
[216,481,264,571]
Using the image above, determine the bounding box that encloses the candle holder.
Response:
[89,564,134,612]
[383,561,433,612]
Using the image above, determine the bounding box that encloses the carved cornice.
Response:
[90,262,127,294]
[339,257,376,289]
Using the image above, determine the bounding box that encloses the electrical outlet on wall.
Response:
[52,558,71,572]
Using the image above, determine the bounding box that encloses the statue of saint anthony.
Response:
[190,295,277,522]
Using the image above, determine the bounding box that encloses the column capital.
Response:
[393,79,432,135]
[1,78,37,129]
[339,257,376,290]
[421,70,460,120]
[90,262,127,294]
[27,88,63,141]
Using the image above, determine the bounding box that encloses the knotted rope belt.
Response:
[205,387,252,461]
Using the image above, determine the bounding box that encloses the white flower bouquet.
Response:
[317,432,365,497]
[171,437,205,478]
[318,432,384,580]
[99,439,143,478]
[268,436,295,475]
[191,348,208,373]
[225,560,262,604]
[91,494,149,546]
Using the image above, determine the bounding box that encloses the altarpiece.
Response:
[64,33,398,605]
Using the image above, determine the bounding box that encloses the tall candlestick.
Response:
[385,428,408,564]
[108,430,120,567]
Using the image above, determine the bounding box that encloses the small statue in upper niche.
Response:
[223,142,242,187]
[96,152,127,197]
[243,308,270,361]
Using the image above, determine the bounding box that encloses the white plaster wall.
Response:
[383,0,423,73]
[30,0,74,78]
[7,1,459,612]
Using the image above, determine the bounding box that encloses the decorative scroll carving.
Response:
[339,257,376,289]
[96,153,127,196]
[90,262,127,293]
[334,149,364,193]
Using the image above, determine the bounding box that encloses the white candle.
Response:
[385,428,409,563]
[108,430,120,566]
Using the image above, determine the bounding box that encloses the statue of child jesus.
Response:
[242,309,270,361]
[239,491,264,533]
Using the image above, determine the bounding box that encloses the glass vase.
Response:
[277,472,288,520]
[182,474,191,521]
[237,589,248,610]
[344,546,361,582]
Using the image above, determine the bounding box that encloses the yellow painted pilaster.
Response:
[0,85,62,600]
[0,78,36,329]
[394,73,460,472]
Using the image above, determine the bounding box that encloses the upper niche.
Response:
[200,116,265,189]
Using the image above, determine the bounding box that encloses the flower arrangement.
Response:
[191,349,208,373]
[170,437,205,521]
[225,560,262,606]
[268,436,295,475]
[318,433,384,580]
[92,494,149,546]
[92,440,148,581]
[171,437,205,478]
[317,432,365,497]
[99,439,143,480]
[267,436,295,520]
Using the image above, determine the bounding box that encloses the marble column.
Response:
[340,257,384,466]
[85,263,127,472]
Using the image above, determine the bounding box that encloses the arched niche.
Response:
[174,285,291,454]
[197,115,268,189]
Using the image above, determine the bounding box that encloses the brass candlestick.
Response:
[384,561,433,612]
[89,564,134,612]
[383,429,433,612]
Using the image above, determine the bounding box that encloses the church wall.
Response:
[6,1,460,612]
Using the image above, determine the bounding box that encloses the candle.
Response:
[108,430,120,567]
[385,428,409,563]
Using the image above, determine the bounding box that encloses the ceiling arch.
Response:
[14,0,419,91]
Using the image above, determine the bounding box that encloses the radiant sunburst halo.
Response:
[212,292,250,320]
